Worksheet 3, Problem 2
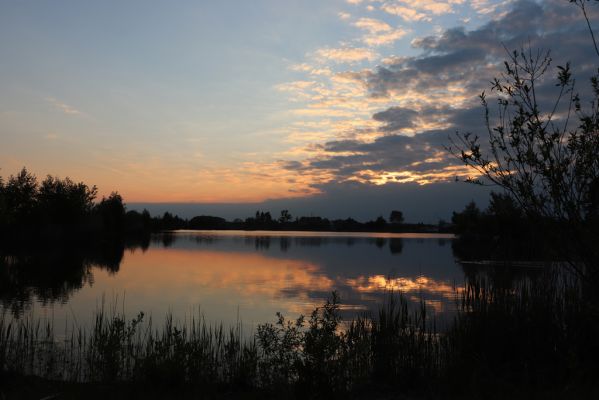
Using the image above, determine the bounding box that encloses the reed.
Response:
[0,269,597,399]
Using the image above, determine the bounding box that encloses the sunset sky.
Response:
[1,0,597,221]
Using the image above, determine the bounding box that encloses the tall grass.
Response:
[0,308,258,390]
[1,270,597,398]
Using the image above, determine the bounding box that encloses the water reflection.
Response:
[0,240,125,316]
[0,231,462,329]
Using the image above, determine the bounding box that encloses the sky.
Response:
[1,0,597,222]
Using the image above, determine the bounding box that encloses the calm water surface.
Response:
[1,230,464,331]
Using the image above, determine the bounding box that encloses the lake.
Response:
[0,230,463,332]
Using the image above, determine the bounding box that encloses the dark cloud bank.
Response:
[130,182,490,224]
[296,0,596,182]
[134,0,597,223]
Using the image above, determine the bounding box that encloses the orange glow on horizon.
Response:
[2,160,476,204]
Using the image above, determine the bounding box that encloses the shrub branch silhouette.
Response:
[449,2,599,282]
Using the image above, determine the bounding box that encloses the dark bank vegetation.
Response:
[450,193,550,262]
[1,274,597,400]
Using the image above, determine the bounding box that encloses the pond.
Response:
[0,230,464,332]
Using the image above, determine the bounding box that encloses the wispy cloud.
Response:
[362,29,409,46]
[353,17,409,46]
[373,0,506,22]
[338,11,351,20]
[45,97,84,116]
[353,17,394,33]
[378,0,466,22]
[289,63,333,76]
[315,47,378,63]
[380,3,431,22]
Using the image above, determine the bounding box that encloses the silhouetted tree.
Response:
[255,211,273,224]
[156,211,186,230]
[142,209,151,229]
[449,2,599,280]
[374,216,387,230]
[451,202,482,236]
[389,210,404,225]
[125,209,154,234]
[0,167,190,241]
[245,210,275,229]
[37,175,97,225]
[189,215,226,229]
[0,175,6,227]
[279,209,292,224]
[4,167,38,226]
[95,192,126,233]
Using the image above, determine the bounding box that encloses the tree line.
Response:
[0,168,448,245]
[186,208,442,233]
[0,168,156,242]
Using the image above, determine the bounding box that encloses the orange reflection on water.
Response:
[99,247,334,316]
[346,275,460,300]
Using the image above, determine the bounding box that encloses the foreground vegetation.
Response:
[1,270,597,399]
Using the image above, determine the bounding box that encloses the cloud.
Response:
[338,11,351,20]
[287,128,474,186]
[274,0,598,215]
[315,47,378,63]
[372,106,420,131]
[45,97,83,116]
[470,0,513,15]
[380,4,430,22]
[364,30,409,46]
[353,0,596,105]
[353,17,393,33]
[289,63,332,76]
[380,0,467,22]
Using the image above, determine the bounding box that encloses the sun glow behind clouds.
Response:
[269,1,530,196]
[2,0,584,203]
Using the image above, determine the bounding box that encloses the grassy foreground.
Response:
[1,271,598,399]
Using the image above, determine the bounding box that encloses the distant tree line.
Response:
[205,208,435,232]
[0,168,450,244]
[162,208,448,233]
[125,208,442,233]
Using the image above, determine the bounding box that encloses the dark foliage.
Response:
[0,168,189,244]
[451,193,547,261]
[449,43,599,281]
